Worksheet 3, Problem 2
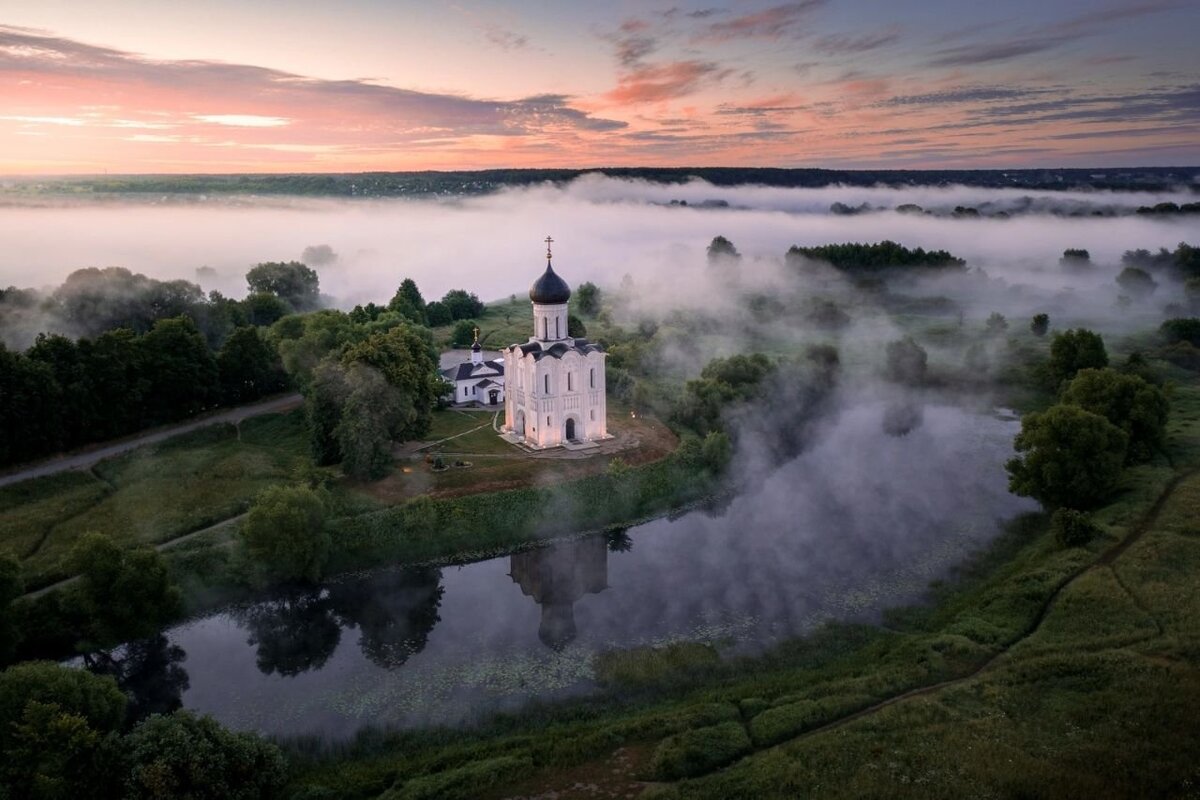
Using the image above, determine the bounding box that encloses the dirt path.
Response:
[20,512,249,601]
[0,394,303,489]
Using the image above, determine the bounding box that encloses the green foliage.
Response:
[985,312,1008,335]
[1061,248,1091,266]
[748,694,874,747]
[786,241,964,271]
[124,711,287,800]
[1006,404,1128,509]
[424,300,451,327]
[594,642,721,689]
[140,316,220,423]
[336,366,404,481]
[246,261,320,311]
[650,722,752,780]
[576,281,601,315]
[1160,317,1200,346]
[1061,368,1168,462]
[1030,313,1049,337]
[450,319,477,347]
[242,292,292,327]
[241,485,330,582]
[884,336,928,385]
[383,755,532,800]
[0,555,21,662]
[673,354,774,434]
[1116,266,1157,298]
[217,326,287,405]
[69,534,183,649]
[1050,508,1101,548]
[707,235,741,263]
[388,279,427,323]
[1048,328,1108,386]
[568,313,587,338]
[340,324,440,442]
[439,289,484,321]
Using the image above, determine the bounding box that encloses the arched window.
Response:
[567,372,573,391]
[555,316,560,339]
[590,409,595,421]
[542,317,548,340]
[544,374,549,394]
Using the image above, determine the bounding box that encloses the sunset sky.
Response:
[1,0,1197,173]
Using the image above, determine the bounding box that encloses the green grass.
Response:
[4,411,309,589]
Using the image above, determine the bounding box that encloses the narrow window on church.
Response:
[546,416,551,427]
[556,316,560,338]
[567,373,572,391]
[542,317,548,339]
[589,368,594,388]
[590,409,595,421]
[544,374,549,394]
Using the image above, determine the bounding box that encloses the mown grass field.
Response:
[285,377,1200,800]
[0,411,310,590]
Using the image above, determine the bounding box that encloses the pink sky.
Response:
[1,1,1197,173]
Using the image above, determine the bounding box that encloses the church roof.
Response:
[508,339,603,362]
[529,262,571,304]
[442,360,504,382]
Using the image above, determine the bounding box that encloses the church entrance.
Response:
[565,417,576,442]
[515,410,525,437]
[488,389,499,405]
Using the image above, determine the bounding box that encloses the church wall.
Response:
[532,302,569,342]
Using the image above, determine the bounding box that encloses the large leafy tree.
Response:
[140,316,220,423]
[246,261,320,311]
[123,711,287,800]
[341,324,440,441]
[0,344,64,465]
[1006,404,1128,509]
[69,534,184,650]
[336,366,406,480]
[241,485,330,582]
[439,289,484,321]
[575,282,601,315]
[0,555,22,664]
[217,326,287,405]
[1061,368,1169,463]
[1048,328,1108,386]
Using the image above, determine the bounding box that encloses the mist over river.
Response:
[103,400,1032,740]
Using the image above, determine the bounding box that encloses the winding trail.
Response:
[0,393,303,489]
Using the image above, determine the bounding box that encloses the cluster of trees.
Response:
[673,354,775,436]
[785,241,966,272]
[384,278,484,328]
[1006,329,1169,510]
[1120,243,1199,280]
[0,662,286,799]
[1135,202,1200,215]
[0,318,287,467]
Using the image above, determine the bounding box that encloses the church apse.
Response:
[508,535,609,650]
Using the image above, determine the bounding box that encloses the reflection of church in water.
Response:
[509,536,609,649]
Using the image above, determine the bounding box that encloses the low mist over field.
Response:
[1,175,1195,328]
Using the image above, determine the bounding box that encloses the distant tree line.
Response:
[784,240,966,272]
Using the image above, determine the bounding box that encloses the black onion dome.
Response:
[471,340,482,351]
[529,263,571,304]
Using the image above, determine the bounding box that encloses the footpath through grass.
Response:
[285,379,1200,800]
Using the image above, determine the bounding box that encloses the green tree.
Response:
[568,314,587,338]
[1116,266,1157,299]
[217,326,287,405]
[1051,508,1101,548]
[1061,368,1168,463]
[69,534,183,649]
[884,336,928,385]
[1160,318,1200,346]
[336,366,404,481]
[985,312,1008,335]
[388,278,427,323]
[1048,328,1108,386]
[0,555,22,663]
[306,359,349,465]
[0,345,63,466]
[1030,313,1049,337]
[1060,249,1091,270]
[139,316,219,423]
[0,662,126,750]
[451,319,478,347]
[241,485,330,582]
[241,292,292,327]
[707,236,741,264]
[246,261,320,311]
[123,711,287,800]
[341,325,440,441]
[424,300,451,327]
[576,282,601,315]
[1006,404,1128,509]
[440,289,484,320]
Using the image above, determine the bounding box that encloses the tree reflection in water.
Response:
[84,634,189,722]
[509,536,608,650]
[236,568,444,677]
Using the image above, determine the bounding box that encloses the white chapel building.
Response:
[441,329,505,406]
[503,240,608,448]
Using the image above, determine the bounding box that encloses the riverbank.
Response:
[283,378,1200,799]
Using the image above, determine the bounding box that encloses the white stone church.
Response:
[502,240,609,448]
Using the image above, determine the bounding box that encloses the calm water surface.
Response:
[98,401,1034,739]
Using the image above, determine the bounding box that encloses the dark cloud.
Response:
[927,35,1074,67]
[700,1,827,42]
[876,86,1055,108]
[1049,0,1187,34]
[811,28,900,55]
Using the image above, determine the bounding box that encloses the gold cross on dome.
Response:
[473,326,480,344]
[544,235,554,261]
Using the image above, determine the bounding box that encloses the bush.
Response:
[748,694,874,747]
[384,755,532,800]
[1160,318,1200,347]
[241,485,330,582]
[1048,329,1108,386]
[1060,368,1168,463]
[1051,509,1101,548]
[649,722,752,780]
[123,711,287,800]
[1006,404,1128,509]
[1031,313,1049,337]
